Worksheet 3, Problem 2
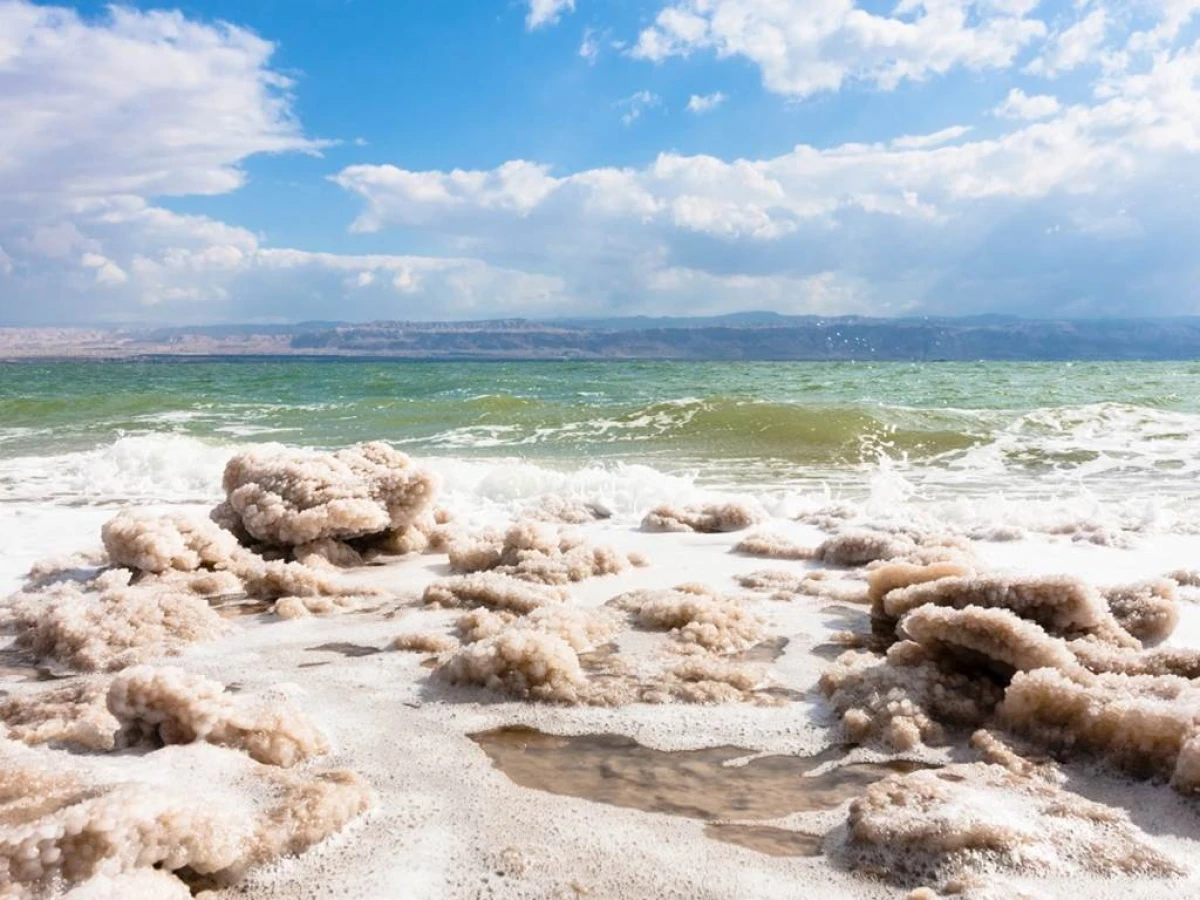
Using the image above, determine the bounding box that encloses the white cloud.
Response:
[0,2,321,216]
[330,40,1200,317]
[616,90,661,125]
[890,125,973,150]
[993,87,1062,119]
[686,91,727,113]
[1025,8,1108,76]
[631,0,1046,98]
[526,0,574,31]
[0,2,564,324]
[579,28,600,62]
[80,252,128,287]
[7,0,1200,324]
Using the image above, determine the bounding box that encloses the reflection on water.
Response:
[472,726,928,856]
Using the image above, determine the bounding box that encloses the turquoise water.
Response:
[2,360,1199,501]
[2,360,1197,457]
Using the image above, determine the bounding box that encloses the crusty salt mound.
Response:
[1168,568,1200,587]
[451,603,619,653]
[867,561,975,609]
[439,629,588,703]
[447,521,638,585]
[640,501,763,534]
[391,632,460,653]
[612,585,765,654]
[898,606,1079,678]
[642,656,770,705]
[839,760,1182,888]
[1102,578,1179,645]
[106,666,327,767]
[102,511,241,574]
[814,529,919,566]
[357,507,456,558]
[0,681,117,751]
[97,508,374,608]
[0,667,326,769]
[1069,641,1200,678]
[217,441,437,547]
[521,605,621,652]
[815,529,974,568]
[22,551,108,592]
[235,557,372,603]
[293,537,365,569]
[881,573,1132,646]
[734,569,804,594]
[455,608,518,643]
[819,643,1005,751]
[0,737,369,898]
[523,495,613,525]
[999,666,1200,791]
[732,532,812,560]
[4,580,230,673]
[424,572,569,614]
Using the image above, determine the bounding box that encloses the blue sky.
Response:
[1,0,1199,324]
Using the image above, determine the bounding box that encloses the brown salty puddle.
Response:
[704,823,824,857]
[471,726,927,854]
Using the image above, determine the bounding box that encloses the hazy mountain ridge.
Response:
[4,315,1200,361]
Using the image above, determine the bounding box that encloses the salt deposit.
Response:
[218,441,437,547]
[612,585,765,653]
[447,521,638,584]
[7,438,1200,899]
[641,501,763,533]
[841,760,1182,889]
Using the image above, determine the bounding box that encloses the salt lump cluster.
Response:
[435,580,774,707]
[612,584,765,653]
[0,442,441,897]
[446,521,643,584]
[0,737,370,899]
[107,666,327,767]
[6,443,441,673]
[4,571,230,672]
[641,501,762,533]
[822,559,1200,800]
[215,440,437,548]
[842,757,1181,887]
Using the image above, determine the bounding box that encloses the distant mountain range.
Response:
[5,314,1200,361]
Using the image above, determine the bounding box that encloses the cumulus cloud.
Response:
[6,0,1200,323]
[686,91,727,113]
[1025,8,1109,77]
[0,1,563,323]
[631,0,1047,97]
[0,2,320,211]
[993,88,1062,120]
[330,37,1200,317]
[526,0,574,31]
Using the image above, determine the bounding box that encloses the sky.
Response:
[1,0,1199,325]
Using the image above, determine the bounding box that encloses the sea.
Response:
[6,358,1200,899]
[2,358,1198,516]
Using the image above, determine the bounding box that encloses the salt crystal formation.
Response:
[822,558,1200,808]
[446,521,639,584]
[641,501,763,533]
[215,441,437,547]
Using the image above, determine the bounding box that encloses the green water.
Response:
[2,360,1197,483]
